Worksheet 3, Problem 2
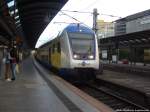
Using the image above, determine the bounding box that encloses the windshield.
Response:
[68,33,95,54]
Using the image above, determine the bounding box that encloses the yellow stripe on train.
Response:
[51,52,61,68]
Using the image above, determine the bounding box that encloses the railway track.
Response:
[75,82,149,111]
[36,60,150,111]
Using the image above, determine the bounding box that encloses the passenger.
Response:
[4,47,11,81]
[10,46,18,81]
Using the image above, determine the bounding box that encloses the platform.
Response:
[97,70,150,107]
[0,56,113,112]
[103,63,150,76]
[98,70,150,94]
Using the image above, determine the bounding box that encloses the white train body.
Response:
[37,24,101,79]
[60,25,99,70]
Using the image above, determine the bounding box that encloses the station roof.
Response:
[99,30,150,48]
[4,0,68,48]
[115,9,150,22]
[0,0,16,45]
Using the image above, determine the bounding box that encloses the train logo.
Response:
[82,61,86,66]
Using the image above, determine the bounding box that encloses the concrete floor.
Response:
[0,57,70,112]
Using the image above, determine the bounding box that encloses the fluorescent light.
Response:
[15,20,20,24]
[7,0,14,8]
[16,24,21,28]
[10,11,14,15]
[15,9,18,13]
[10,9,18,15]
[15,15,19,19]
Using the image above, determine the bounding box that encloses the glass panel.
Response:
[7,0,14,8]
[69,33,94,39]
[68,33,95,55]
[70,39,94,54]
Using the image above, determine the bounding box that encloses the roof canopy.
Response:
[4,0,68,48]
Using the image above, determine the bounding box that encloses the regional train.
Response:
[36,23,103,80]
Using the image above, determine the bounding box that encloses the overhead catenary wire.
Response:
[100,13,122,18]
[61,0,98,14]
[60,11,82,23]
[59,11,91,28]
[61,10,122,19]
[79,0,98,11]
[54,22,80,24]
[61,10,92,14]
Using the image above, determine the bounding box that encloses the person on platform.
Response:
[4,47,11,81]
[10,46,18,81]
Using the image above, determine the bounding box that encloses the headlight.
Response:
[88,55,94,59]
[73,54,80,59]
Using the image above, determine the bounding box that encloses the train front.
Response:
[67,25,99,73]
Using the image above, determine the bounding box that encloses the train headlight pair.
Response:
[88,55,94,59]
[73,54,80,59]
[73,54,94,59]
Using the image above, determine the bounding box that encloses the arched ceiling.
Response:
[5,0,68,48]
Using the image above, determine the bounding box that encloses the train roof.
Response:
[64,24,95,34]
[39,24,94,48]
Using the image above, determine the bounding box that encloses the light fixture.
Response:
[16,24,21,28]
[7,0,14,8]
[10,9,18,15]
[15,20,20,24]
[15,15,19,19]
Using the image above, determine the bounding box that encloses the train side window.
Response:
[57,42,60,53]
[52,44,55,53]
[54,43,57,52]
[50,46,52,53]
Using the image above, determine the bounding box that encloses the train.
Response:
[36,23,103,81]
